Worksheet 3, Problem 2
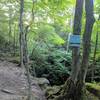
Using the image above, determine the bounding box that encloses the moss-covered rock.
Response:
[86,83,100,99]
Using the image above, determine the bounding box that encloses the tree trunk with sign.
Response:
[56,0,84,99]
[56,0,95,100]
[76,0,95,99]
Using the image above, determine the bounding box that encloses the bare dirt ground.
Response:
[0,59,46,100]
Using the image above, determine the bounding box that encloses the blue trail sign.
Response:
[68,35,81,47]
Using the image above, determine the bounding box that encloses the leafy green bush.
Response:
[30,48,72,85]
[0,34,6,48]
[86,57,100,82]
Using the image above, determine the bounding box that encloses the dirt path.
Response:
[0,60,46,100]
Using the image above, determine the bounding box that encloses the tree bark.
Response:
[19,0,32,100]
[13,24,16,56]
[91,20,99,82]
[8,6,12,51]
[80,0,95,83]
[19,0,24,67]
[71,0,84,83]
[56,0,95,100]
[23,26,32,100]
[56,0,84,100]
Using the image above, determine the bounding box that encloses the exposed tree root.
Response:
[55,78,86,100]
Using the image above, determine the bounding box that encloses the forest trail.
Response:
[0,59,46,100]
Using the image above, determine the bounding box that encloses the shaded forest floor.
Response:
[46,84,100,100]
[0,55,100,100]
[0,58,46,100]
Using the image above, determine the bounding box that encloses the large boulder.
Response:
[33,77,50,92]
[0,60,46,100]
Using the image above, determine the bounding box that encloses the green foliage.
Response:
[36,24,65,44]
[30,47,71,85]
[0,0,100,86]
[86,82,100,99]
[27,24,65,54]
[86,83,100,91]
[86,57,100,82]
[0,34,5,44]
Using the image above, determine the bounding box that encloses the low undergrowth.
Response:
[45,82,100,100]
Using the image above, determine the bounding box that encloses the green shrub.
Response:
[30,48,72,85]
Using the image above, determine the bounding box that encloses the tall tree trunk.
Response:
[56,0,84,100]
[13,24,16,56]
[23,25,32,100]
[19,0,32,100]
[19,0,24,67]
[57,0,95,100]
[8,6,12,51]
[71,0,84,83]
[23,35,32,100]
[80,0,95,83]
[91,20,99,82]
[76,1,95,99]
